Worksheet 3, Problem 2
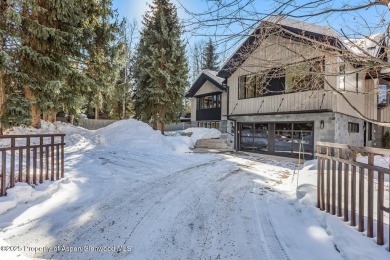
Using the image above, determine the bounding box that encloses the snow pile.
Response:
[183,127,221,147]
[95,119,178,152]
[3,119,195,153]
[293,159,389,259]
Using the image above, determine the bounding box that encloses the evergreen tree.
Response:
[0,0,99,128]
[133,0,188,134]
[84,0,127,119]
[202,38,219,70]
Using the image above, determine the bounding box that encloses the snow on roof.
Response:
[343,33,384,57]
[202,69,224,84]
[263,16,340,38]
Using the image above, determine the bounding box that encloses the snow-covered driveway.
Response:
[0,120,388,259]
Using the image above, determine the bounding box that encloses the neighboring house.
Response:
[186,69,228,132]
[215,16,389,158]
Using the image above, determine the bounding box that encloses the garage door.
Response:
[239,122,314,158]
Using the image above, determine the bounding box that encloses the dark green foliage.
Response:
[0,0,129,127]
[202,38,219,70]
[383,131,390,149]
[133,0,188,132]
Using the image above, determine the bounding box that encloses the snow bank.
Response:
[3,119,195,153]
[294,159,390,259]
[95,120,175,152]
[183,127,221,147]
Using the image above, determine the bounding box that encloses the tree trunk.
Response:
[95,108,99,119]
[0,69,4,135]
[157,121,165,135]
[24,87,41,128]
[47,110,56,122]
[69,115,74,124]
[0,31,5,134]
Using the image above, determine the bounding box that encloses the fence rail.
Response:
[0,134,65,196]
[316,142,390,248]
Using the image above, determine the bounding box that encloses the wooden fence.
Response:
[316,142,390,248]
[0,134,65,196]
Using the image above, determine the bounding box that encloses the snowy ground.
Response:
[0,120,388,259]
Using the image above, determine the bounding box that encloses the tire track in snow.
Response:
[121,158,221,246]
[252,186,289,260]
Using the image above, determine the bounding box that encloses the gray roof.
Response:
[263,16,340,38]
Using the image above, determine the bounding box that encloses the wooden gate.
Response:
[0,134,65,196]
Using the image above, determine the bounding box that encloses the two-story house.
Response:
[186,69,228,132]
[215,17,388,158]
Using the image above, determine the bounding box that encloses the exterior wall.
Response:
[190,97,197,122]
[365,78,378,121]
[194,80,221,96]
[334,113,364,147]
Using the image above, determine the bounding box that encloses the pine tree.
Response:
[84,0,127,119]
[202,38,219,70]
[133,0,188,134]
[0,0,99,128]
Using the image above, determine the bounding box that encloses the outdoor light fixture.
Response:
[320,120,325,129]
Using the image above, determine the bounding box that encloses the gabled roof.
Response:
[185,69,225,98]
[217,16,343,78]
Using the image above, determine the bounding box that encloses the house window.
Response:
[348,122,359,133]
[368,122,372,141]
[339,64,346,90]
[238,59,324,99]
[238,69,285,99]
[285,59,324,93]
[378,82,389,107]
[197,94,221,109]
[356,73,359,93]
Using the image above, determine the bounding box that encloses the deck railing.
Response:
[0,134,65,196]
[316,142,390,248]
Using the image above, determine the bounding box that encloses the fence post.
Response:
[61,135,64,178]
[377,171,384,245]
[26,137,30,184]
[358,166,364,232]
[19,148,23,182]
[367,153,374,238]
[10,138,15,188]
[33,147,37,185]
[331,148,336,215]
[1,150,6,196]
[350,150,357,227]
[326,146,331,213]
[344,158,349,222]
[51,136,55,181]
[56,144,59,180]
[337,148,343,217]
[317,145,321,208]
[39,136,43,183]
[321,149,325,211]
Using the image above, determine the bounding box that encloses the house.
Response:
[186,69,228,132]
[214,16,389,158]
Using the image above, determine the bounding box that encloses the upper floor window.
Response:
[238,69,285,99]
[238,59,324,99]
[197,94,221,110]
[285,59,325,93]
[378,81,389,107]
